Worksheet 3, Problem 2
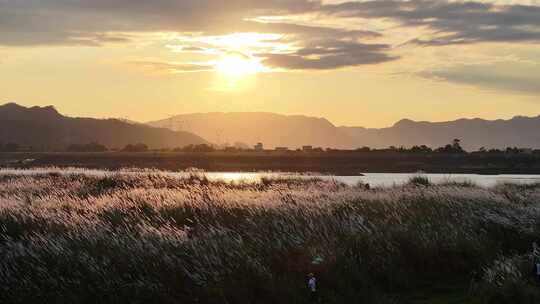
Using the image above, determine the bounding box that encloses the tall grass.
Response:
[407,174,431,186]
[1,168,540,303]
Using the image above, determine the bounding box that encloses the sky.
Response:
[1,0,540,128]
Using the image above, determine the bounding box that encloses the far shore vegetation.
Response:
[1,138,539,156]
[3,139,540,175]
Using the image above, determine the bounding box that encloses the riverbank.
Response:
[1,169,539,303]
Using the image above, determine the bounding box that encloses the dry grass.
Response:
[1,168,540,303]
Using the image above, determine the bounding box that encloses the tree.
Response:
[122,143,148,152]
[410,145,433,153]
[67,142,108,152]
[452,139,464,152]
[178,144,215,153]
[436,139,465,154]
[356,146,371,152]
[505,147,520,154]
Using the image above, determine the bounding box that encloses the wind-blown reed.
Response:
[1,168,539,303]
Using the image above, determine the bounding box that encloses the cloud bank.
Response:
[2,0,540,75]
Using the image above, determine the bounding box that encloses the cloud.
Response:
[166,25,394,71]
[0,0,397,70]
[419,62,540,95]
[4,0,540,48]
[3,0,540,72]
[0,0,320,46]
[129,60,214,73]
[322,0,540,45]
[261,40,397,70]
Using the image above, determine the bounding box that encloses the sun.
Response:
[215,55,265,77]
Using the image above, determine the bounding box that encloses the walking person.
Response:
[532,242,540,283]
[307,273,318,303]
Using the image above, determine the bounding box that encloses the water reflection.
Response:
[202,172,540,188]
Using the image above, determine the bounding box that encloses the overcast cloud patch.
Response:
[419,62,540,95]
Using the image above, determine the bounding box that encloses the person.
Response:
[532,242,540,283]
[307,273,317,302]
[536,261,540,283]
[533,242,540,258]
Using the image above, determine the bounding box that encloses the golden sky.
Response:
[1,0,540,127]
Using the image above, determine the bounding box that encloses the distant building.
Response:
[275,147,289,152]
[254,143,264,151]
[302,145,313,152]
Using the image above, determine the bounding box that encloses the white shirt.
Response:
[308,277,317,292]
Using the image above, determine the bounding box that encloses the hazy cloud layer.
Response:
[2,0,540,72]
[5,0,538,46]
[323,0,540,45]
[0,0,318,46]
[419,62,540,95]
[129,60,214,73]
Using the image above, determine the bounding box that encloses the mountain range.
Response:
[149,112,540,151]
[0,103,207,150]
[2,102,540,151]
[149,112,346,149]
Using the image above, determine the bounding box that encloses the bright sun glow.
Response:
[215,55,265,77]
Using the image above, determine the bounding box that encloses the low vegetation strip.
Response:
[3,151,540,174]
[1,169,540,303]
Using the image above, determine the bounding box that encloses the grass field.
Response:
[1,168,540,303]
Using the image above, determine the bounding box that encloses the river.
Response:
[202,172,540,188]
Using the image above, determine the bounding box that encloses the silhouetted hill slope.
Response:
[149,112,350,149]
[0,103,207,150]
[149,112,540,150]
[340,116,540,150]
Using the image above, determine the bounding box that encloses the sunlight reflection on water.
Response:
[202,172,540,188]
[2,168,540,188]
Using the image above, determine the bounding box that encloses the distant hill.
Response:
[149,112,540,150]
[339,116,540,150]
[0,103,207,150]
[148,112,350,149]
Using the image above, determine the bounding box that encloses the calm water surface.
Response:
[203,172,540,188]
[3,169,540,188]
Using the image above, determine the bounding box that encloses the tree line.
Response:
[0,142,20,152]
[1,139,539,155]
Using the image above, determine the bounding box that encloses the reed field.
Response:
[1,168,540,303]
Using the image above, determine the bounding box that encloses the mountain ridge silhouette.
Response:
[149,111,540,150]
[0,103,208,150]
